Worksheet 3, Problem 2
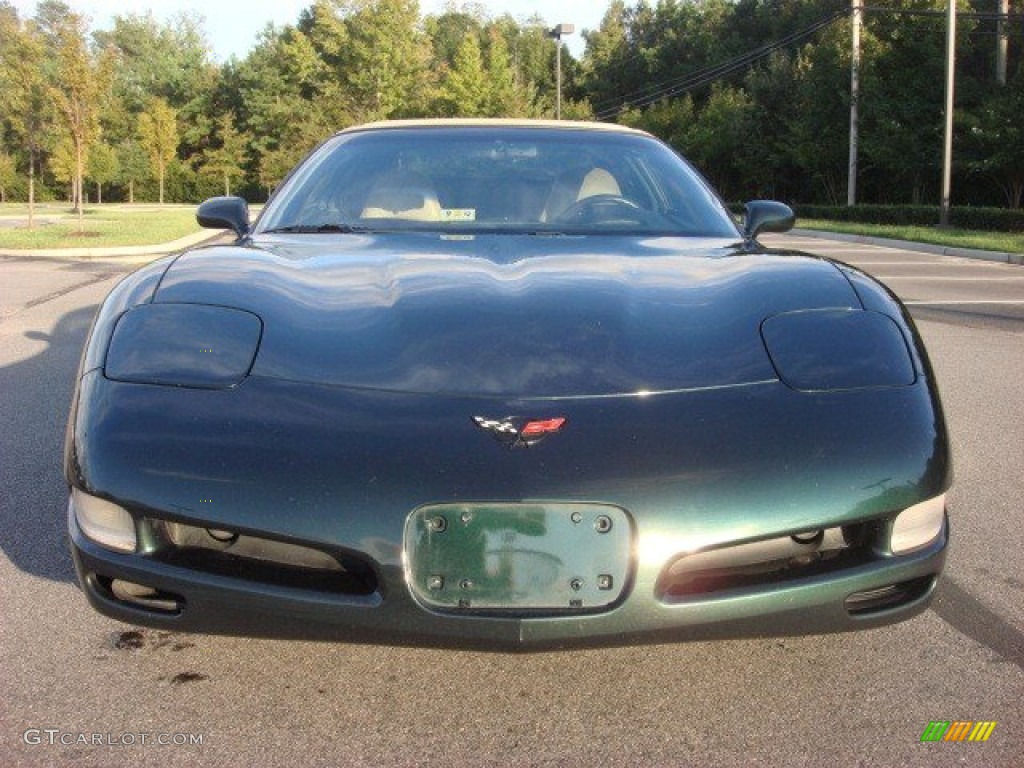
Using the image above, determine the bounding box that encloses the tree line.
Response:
[0,0,1020,213]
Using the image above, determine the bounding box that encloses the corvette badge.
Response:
[472,416,566,448]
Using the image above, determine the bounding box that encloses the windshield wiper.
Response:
[261,223,368,234]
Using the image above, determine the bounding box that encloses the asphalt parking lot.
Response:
[1,236,1021,767]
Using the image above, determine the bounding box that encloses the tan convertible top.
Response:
[336,118,649,136]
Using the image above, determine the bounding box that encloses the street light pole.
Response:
[548,23,575,120]
[848,2,861,207]
[939,0,956,227]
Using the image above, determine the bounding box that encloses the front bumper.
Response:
[70,501,947,651]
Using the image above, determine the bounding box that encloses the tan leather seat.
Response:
[361,171,442,221]
[541,167,622,222]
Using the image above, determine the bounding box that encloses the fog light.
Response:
[890,494,946,555]
[71,489,136,552]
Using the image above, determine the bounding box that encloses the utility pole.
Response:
[848,2,862,207]
[996,0,1008,85]
[939,0,956,227]
[549,23,575,120]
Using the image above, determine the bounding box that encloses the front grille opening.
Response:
[657,522,880,602]
[94,575,184,614]
[145,519,377,596]
[844,576,933,615]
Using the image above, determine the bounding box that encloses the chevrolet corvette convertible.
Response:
[66,120,950,649]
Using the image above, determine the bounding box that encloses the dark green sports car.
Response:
[65,120,950,649]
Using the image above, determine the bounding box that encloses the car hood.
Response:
[154,233,859,398]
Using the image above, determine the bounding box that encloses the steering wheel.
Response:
[553,194,644,225]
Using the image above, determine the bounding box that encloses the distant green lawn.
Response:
[0,204,202,249]
[2,203,1020,255]
[799,219,1024,255]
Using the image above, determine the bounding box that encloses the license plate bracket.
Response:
[405,503,631,611]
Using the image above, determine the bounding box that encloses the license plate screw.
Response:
[597,574,613,590]
[595,515,612,533]
[427,516,447,532]
[460,511,473,524]
[460,579,474,590]
[427,575,444,591]
[570,578,584,592]
[570,511,583,524]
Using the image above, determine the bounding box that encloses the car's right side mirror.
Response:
[197,196,250,238]
[743,200,795,240]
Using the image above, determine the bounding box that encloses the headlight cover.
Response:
[890,494,946,555]
[71,488,136,552]
[105,303,262,389]
[761,309,915,391]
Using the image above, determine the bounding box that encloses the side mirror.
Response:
[197,196,250,238]
[743,200,794,240]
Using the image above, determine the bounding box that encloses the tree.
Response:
[48,10,111,228]
[49,137,76,200]
[964,72,1024,208]
[88,142,120,203]
[438,34,487,116]
[137,97,179,204]
[94,11,214,114]
[199,113,247,196]
[0,5,51,227]
[117,139,148,203]
[0,152,16,202]
[484,28,517,116]
[684,84,756,200]
[338,0,434,120]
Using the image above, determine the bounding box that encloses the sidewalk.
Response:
[0,228,229,261]
[790,228,1024,266]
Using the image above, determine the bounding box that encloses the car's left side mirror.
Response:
[197,196,250,238]
[743,200,795,240]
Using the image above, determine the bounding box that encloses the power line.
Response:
[594,11,846,120]
[592,6,1024,121]
[593,11,844,114]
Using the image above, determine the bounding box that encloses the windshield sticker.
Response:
[440,208,476,222]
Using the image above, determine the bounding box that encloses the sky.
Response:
[9,0,603,59]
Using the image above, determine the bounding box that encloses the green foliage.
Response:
[49,137,75,185]
[47,9,112,218]
[338,0,434,121]
[1,0,1020,211]
[199,114,247,196]
[87,142,119,202]
[137,97,179,204]
[794,203,1024,232]
[963,71,1024,208]
[116,139,149,202]
[0,152,16,202]
[94,12,215,114]
[438,34,488,116]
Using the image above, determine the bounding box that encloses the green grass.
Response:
[0,203,202,249]
[799,219,1024,255]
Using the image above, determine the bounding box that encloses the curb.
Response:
[0,228,230,260]
[789,228,1023,266]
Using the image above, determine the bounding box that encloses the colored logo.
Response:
[920,721,997,742]
[472,416,566,448]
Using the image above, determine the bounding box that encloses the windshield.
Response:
[257,126,740,238]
